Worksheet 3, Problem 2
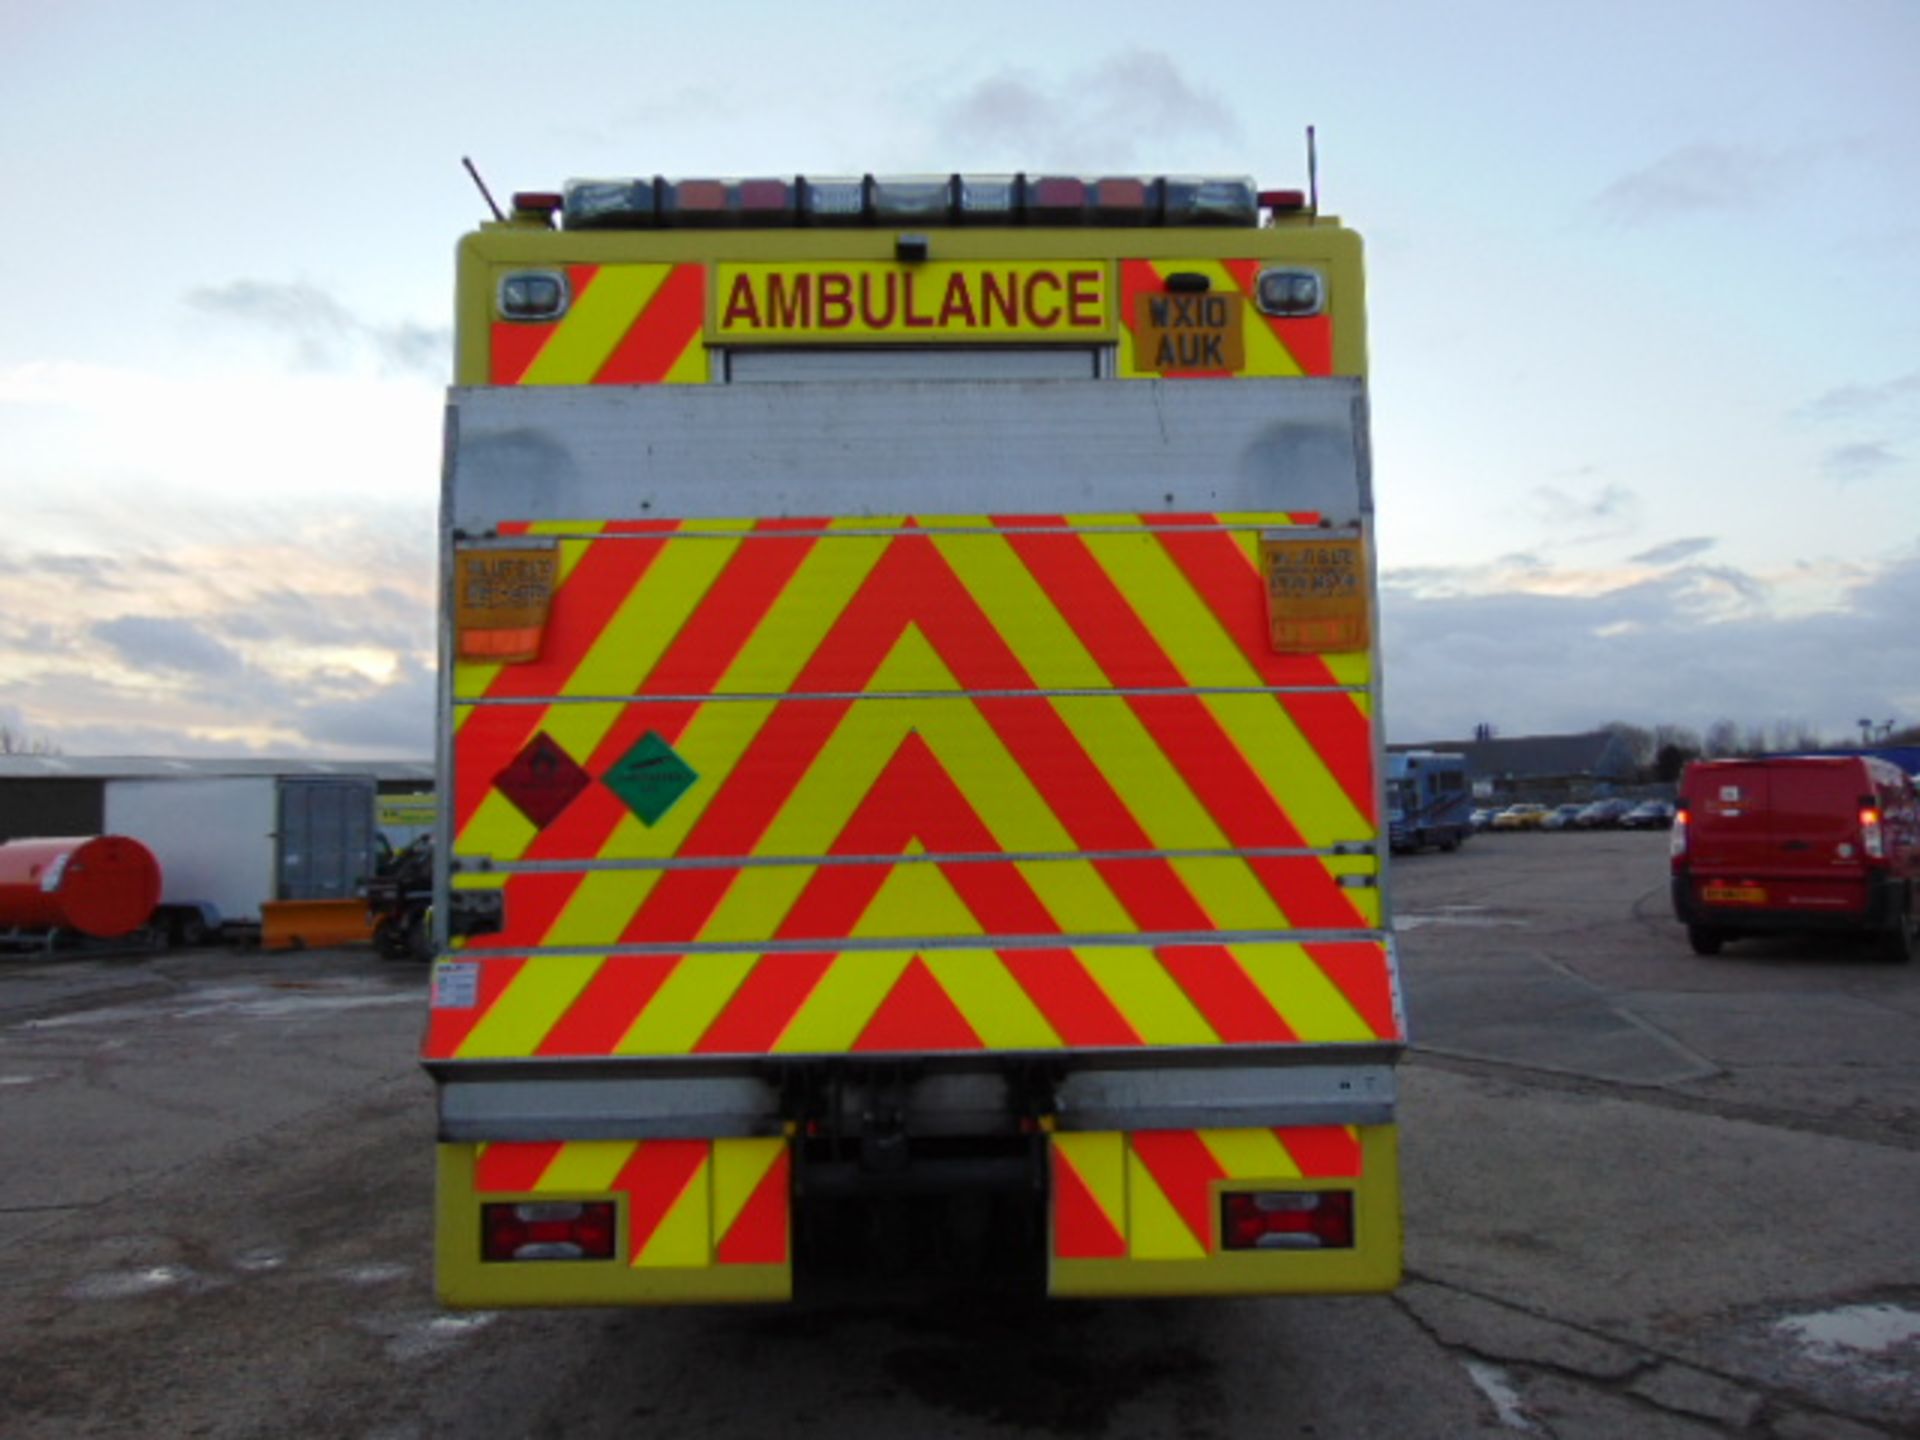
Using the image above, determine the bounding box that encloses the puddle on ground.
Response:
[67,1265,196,1300]
[384,1312,496,1363]
[335,1262,412,1287]
[1396,910,1526,931]
[26,982,415,1028]
[1776,1304,1920,1359]
[1464,1360,1538,1432]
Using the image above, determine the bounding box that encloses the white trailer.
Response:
[103,775,377,938]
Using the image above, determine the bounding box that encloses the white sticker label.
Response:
[1720,786,1742,802]
[431,962,480,1010]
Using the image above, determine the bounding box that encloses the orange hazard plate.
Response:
[1702,882,1767,905]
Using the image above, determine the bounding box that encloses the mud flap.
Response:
[1047,1124,1401,1297]
[437,1137,791,1306]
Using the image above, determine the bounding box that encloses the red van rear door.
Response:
[1690,760,1870,915]
[1765,761,1871,913]
[1689,762,1775,885]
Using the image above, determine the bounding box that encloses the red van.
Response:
[1671,755,1920,961]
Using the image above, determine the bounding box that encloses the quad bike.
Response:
[369,834,434,962]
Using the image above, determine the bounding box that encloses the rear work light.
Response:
[1860,806,1885,859]
[1255,268,1325,317]
[481,1201,617,1262]
[1221,1190,1354,1250]
[498,271,568,321]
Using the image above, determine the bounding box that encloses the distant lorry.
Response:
[1385,752,1471,851]
[1671,755,1920,961]
[426,167,1404,1306]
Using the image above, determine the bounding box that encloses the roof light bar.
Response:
[955,174,1021,222]
[1027,175,1090,225]
[870,175,953,224]
[552,173,1270,229]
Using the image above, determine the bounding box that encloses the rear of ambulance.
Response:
[426,175,1404,1305]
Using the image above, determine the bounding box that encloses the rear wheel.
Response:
[1687,924,1725,956]
[1883,890,1917,965]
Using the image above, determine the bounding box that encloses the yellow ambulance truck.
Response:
[427,172,1402,1304]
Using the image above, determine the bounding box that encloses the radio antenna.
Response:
[462,156,505,222]
[1306,126,1320,215]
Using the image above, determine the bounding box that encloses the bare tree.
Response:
[1767,719,1825,753]
[1601,720,1654,772]
[1652,723,1702,755]
[1703,719,1742,758]
[0,725,60,756]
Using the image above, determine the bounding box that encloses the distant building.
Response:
[1390,731,1638,801]
[0,755,433,844]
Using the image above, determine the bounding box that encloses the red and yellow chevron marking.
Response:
[422,939,1399,1060]
[438,513,1388,1063]
[472,1136,788,1268]
[451,515,1371,846]
[1047,1125,1401,1296]
[491,263,708,385]
[1116,259,1332,378]
[1052,1125,1359,1260]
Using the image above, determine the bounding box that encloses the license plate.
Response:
[1703,882,1767,905]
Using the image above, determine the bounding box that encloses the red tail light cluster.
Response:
[1860,805,1885,859]
[1221,1190,1354,1250]
[482,1201,617,1262]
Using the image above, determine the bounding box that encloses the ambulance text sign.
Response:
[716,262,1110,342]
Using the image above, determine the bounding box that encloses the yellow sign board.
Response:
[455,546,558,663]
[379,794,436,829]
[1260,535,1370,653]
[715,262,1111,342]
[1132,291,1245,372]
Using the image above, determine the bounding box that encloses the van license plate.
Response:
[1703,882,1767,904]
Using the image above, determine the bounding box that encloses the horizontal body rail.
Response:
[433,1058,1398,1142]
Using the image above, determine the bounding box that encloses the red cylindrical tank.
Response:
[0,836,163,939]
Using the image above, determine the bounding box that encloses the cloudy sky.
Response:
[2,0,1915,757]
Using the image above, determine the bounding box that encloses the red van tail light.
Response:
[1860,806,1885,860]
[1670,808,1689,861]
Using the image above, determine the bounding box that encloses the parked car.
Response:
[1671,755,1920,961]
[1470,808,1497,831]
[1575,798,1633,828]
[1620,800,1676,830]
[1542,803,1586,831]
[1491,803,1551,831]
